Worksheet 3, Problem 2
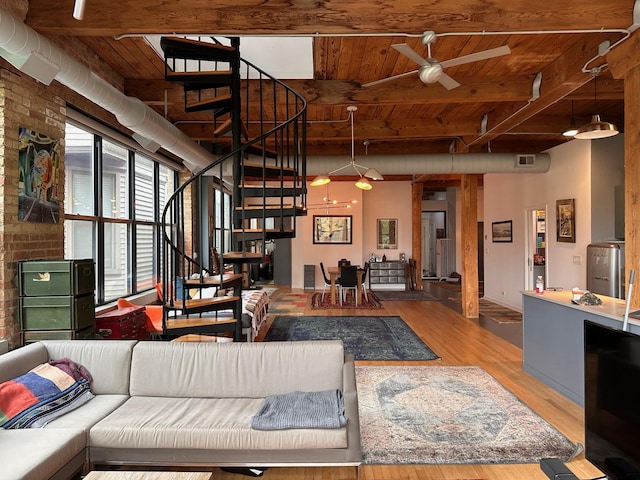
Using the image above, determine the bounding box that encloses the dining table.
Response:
[327,266,364,306]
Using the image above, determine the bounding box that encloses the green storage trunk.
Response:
[18,259,95,297]
[21,325,97,344]
[19,294,95,331]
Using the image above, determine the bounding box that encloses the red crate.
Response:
[96,305,145,340]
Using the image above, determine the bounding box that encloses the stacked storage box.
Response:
[95,305,147,340]
[18,259,96,344]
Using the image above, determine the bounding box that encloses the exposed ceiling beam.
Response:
[26,0,633,36]
[464,33,621,147]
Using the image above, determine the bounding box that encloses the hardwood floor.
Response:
[236,287,604,480]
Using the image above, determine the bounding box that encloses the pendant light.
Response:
[310,106,384,189]
[574,69,619,140]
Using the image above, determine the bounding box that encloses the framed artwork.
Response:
[556,198,576,243]
[313,215,352,244]
[491,220,512,243]
[377,218,398,249]
[18,127,61,223]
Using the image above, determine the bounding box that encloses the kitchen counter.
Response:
[522,290,640,406]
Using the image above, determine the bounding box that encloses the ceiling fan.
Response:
[362,31,511,90]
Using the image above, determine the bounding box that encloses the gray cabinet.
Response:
[369,261,406,288]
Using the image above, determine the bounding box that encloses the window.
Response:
[64,120,177,305]
[213,187,232,254]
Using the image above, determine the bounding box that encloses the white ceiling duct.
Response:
[0,6,214,173]
[307,152,551,175]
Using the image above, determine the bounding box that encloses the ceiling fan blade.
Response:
[440,45,511,69]
[361,69,419,88]
[392,43,429,67]
[438,73,461,90]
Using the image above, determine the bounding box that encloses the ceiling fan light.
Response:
[418,64,442,84]
[562,128,578,137]
[355,177,372,190]
[310,174,331,187]
[574,114,619,140]
[364,168,384,180]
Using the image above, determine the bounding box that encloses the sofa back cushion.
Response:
[129,340,345,398]
[41,340,136,395]
[0,343,49,383]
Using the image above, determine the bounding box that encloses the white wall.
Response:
[483,136,624,311]
[290,181,411,289]
[590,136,625,242]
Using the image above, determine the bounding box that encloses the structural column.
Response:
[461,174,479,318]
[412,182,423,290]
[608,30,640,308]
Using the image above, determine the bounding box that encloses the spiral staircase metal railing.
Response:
[159,36,307,339]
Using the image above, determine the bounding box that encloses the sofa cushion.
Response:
[129,340,345,398]
[42,340,137,395]
[45,394,129,433]
[90,396,347,450]
[0,343,49,384]
[0,428,85,480]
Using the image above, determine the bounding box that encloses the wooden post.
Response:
[412,182,423,290]
[624,65,640,308]
[461,174,479,318]
[607,31,640,309]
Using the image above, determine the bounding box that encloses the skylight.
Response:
[144,35,313,79]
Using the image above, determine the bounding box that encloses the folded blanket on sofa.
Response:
[250,389,347,430]
[0,358,93,429]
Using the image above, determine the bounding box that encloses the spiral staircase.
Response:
[159,36,307,339]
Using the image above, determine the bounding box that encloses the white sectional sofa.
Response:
[0,339,361,480]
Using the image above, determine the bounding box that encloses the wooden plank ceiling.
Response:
[24,0,633,192]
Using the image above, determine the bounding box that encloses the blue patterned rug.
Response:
[356,365,581,464]
[263,315,439,361]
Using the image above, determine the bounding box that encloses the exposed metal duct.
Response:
[306,152,551,175]
[0,6,214,173]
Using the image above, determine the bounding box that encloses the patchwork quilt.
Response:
[0,358,93,429]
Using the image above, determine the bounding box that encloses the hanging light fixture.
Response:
[310,106,384,190]
[574,68,619,140]
[73,0,87,20]
[562,100,578,137]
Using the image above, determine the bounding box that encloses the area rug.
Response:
[373,290,439,301]
[268,292,308,315]
[356,365,581,465]
[311,291,383,309]
[478,298,522,323]
[263,315,439,361]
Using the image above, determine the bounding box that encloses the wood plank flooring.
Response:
[237,286,604,480]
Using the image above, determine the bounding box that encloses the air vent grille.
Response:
[516,154,536,167]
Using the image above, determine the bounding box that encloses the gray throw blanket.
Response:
[251,389,347,430]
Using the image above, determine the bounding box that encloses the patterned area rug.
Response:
[373,290,439,301]
[311,291,383,309]
[268,292,308,315]
[478,298,522,323]
[356,365,581,465]
[264,315,440,361]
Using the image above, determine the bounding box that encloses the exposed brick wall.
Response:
[0,68,66,348]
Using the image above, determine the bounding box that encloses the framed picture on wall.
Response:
[491,220,512,243]
[556,198,576,243]
[377,218,398,249]
[313,215,352,244]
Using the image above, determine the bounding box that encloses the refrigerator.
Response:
[587,242,625,299]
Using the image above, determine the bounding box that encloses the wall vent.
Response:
[516,154,536,167]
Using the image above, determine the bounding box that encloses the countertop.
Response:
[522,289,640,327]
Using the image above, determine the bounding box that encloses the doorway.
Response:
[421,211,446,278]
[524,208,547,290]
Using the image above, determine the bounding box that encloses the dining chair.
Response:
[338,265,358,306]
[361,262,370,302]
[319,262,332,302]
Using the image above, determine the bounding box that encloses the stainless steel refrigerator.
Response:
[587,242,625,299]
